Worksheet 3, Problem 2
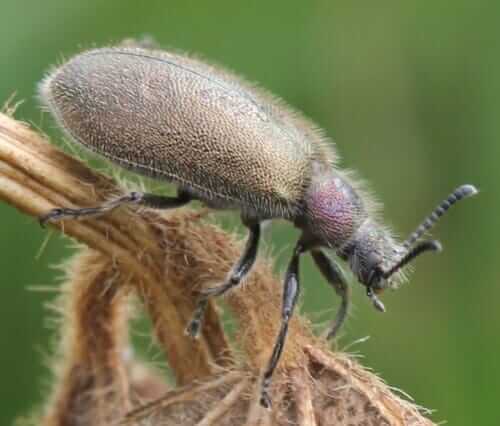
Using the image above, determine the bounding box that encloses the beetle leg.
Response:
[260,242,304,409]
[310,250,351,339]
[185,220,260,338]
[39,190,192,226]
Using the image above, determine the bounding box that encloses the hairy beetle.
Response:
[39,46,477,407]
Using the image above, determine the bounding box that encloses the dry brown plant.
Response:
[0,109,435,426]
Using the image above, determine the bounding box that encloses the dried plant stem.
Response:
[0,113,229,384]
[0,111,435,425]
[42,250,132,426]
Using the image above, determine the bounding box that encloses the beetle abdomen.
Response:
[40,48,335,218]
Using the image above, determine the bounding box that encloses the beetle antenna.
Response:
[381,184,478,279]
[402,184,478,249]
[383,240,441,279]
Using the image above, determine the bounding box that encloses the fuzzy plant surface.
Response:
[0,108,434,426]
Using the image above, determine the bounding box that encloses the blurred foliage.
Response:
[0,1,497,424]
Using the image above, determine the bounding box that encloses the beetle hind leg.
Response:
[185,219,260,338]
[39,190,192,226]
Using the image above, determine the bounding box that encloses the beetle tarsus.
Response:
[38,207,89,226]
[185,297,208,338]
[39,208,63,227]
[259,387,272,409]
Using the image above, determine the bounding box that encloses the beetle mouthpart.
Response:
[367,287,386,312]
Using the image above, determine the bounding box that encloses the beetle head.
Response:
[304,173,477,311]
[341,220,441,310]
[342,184,477,310]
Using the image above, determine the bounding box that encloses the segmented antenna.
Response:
[380,184,477,280]
[383,240,441,280]
[402,184,478,249]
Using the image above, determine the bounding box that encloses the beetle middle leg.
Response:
[260,241,304,408]
[310,250,350,339]
[39,190,192,226]
[185,218,261,338]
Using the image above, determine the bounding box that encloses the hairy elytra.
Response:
[39,46,477,408]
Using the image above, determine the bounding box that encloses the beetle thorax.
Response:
[301,170,366,249]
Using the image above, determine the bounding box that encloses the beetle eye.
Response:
[359,251,380,286]
[365,251,381,273]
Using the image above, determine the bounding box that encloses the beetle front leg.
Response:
[311,250,351,339]
[185,219,261,338]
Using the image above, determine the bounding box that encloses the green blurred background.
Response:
[0,1,497,424]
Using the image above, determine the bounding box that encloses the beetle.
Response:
[38,46,477,408]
